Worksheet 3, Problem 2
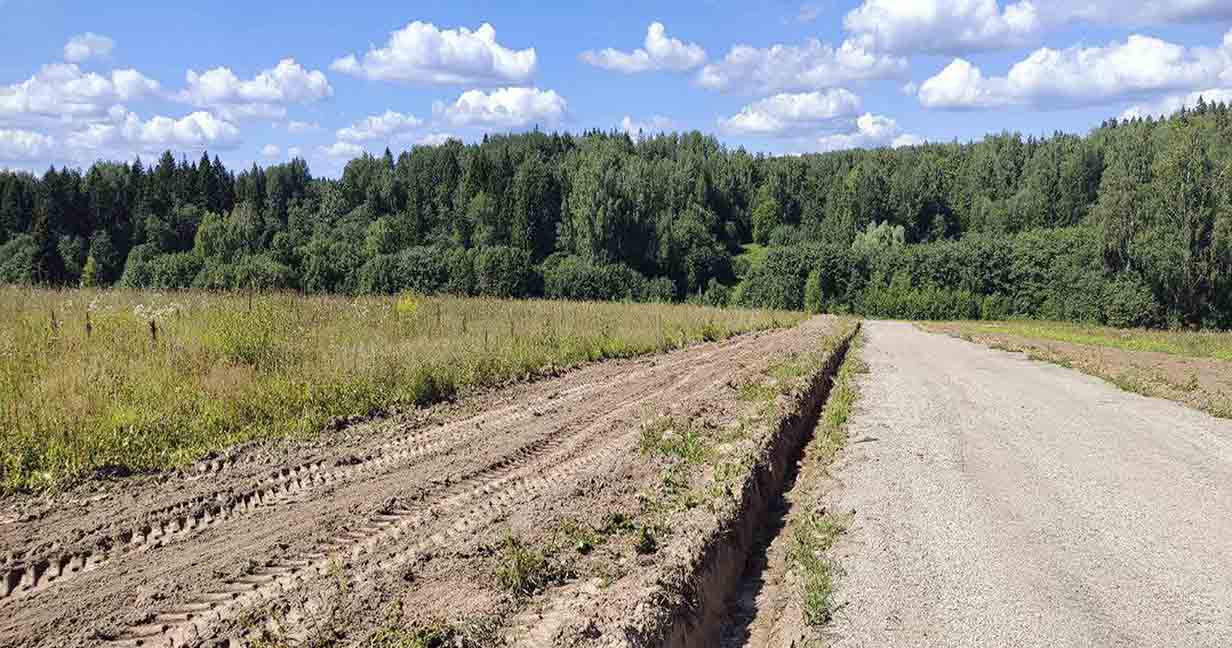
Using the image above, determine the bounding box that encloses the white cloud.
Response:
[845,0,1039,56]
[319,141,365,158]
[842,1,1232,56]
[620,115,674,140]
[64,33,115,63]
[580,22,706,73]
[1121,88,1232,119]
[332,22,536,85]
[286,120,319,133]
[719,89,862,136]
[417,132,457,146]
[0,63,159,126]
[288,146,302,158]
[260,144,281,158]
[919,32,1232,109]
[0,129,55,161]
[337,110,423,142]
[813,113,923,152]
[1042,0,1232,25]
[66,110,241,154]
[433,87,566,128]
[697,39,907,93]
[178,59,332,121]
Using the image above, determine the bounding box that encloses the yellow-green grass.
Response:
[0,287,802,494]
[931,320,1232,361]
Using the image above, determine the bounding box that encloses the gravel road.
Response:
[826,321,1232,648]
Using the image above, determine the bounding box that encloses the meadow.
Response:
[0,287,802,493]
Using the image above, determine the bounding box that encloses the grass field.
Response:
[931,320,1232,361]
[0,287,803,494]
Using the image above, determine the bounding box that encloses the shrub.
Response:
[1103,275,1161,328]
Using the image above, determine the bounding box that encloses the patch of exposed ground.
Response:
[717,333,865,648]
[0,316,855,648]
[925,322,1232,418]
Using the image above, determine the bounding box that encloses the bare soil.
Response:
[0,316,849,648]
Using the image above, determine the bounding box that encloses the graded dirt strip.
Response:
[0,322,823,648]
[825,321,1232,648]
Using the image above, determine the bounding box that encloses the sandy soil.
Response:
[0,317,846,648]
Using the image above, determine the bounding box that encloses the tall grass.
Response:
[0,287,802,493]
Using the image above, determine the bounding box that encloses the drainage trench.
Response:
[660,324,858,648]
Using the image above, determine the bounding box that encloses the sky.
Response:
[2,0,1232,177]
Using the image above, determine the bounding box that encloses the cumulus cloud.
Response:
[844,0,1039,56]
[813,112,923,151]
[178,59,332,121]
[332,22,536,85]
[433,87,566,128]
[919,31,1232,109]
[581,22,706,73]
[260,144,281,158]
[719,89,862,136]
[417,132,457,146]
[0,128,55,161]
[337,110,423,142]
[1121,88,1232,119]
[64,33,115,63]
[842,1,1232,56]
[66,110,241,154]
[319,141,365,159]
[1043,0,1232,26]
[697,39,907,93]
[288,146,302,158]
[0,63,159,125]
[620,115,674,140]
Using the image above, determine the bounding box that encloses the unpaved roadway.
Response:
[826,321,1232,647]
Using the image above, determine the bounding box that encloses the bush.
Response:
[804,269,824,314]
[542,255,643,301]
[475,246,532,298]
[639,277,677,303]
[1103,275,1161,328]
[702,279,731,308]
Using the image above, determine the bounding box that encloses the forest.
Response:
[3,99,1232,329]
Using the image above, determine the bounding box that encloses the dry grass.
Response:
[927,320,1232,361]
[0,286,802,493]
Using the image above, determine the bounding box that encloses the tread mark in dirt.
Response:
[100,335,778,648]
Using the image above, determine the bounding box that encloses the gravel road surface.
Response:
[827,321,1232,647]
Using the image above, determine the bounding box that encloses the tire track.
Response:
[1,336,748,602]
[99,330,789,648]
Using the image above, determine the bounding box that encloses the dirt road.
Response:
[0,318,844,648]
[826,321,1232,647]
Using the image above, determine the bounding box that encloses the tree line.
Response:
[3,98,1232,328]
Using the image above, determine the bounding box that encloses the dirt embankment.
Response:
[0,316,856,648]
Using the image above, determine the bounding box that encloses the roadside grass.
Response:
[931,320,1232,361]
[926,321,1232,419]
[0,286,802,494]
[789,332,865,630]
[792,510,852,626]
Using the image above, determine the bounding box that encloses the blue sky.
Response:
[2,0,1232,176]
